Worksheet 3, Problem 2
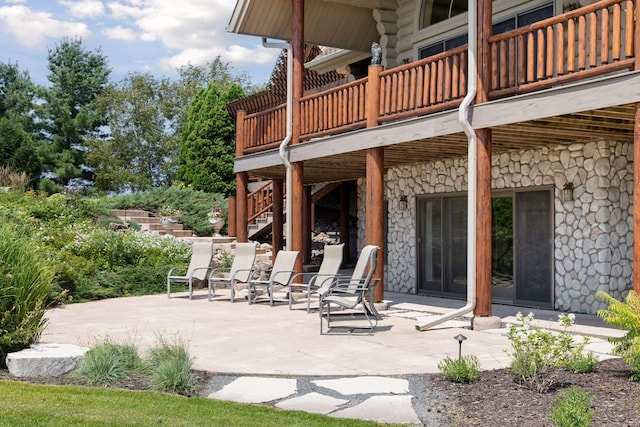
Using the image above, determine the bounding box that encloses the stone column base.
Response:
[472,315,502,331]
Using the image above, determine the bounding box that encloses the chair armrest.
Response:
[188,266,211,278]
[167,265,188,277]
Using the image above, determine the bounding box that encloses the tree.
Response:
[41,38,110,188]
[86,73,179,192]
[0,62,42,183]
[176,83,244,195]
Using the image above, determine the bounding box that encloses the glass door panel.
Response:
[417,198,442,292]
[515,190,552,305]
[444,197,467,295]
[492,197,514,301]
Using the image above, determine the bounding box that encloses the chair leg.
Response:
[167,278,171,298]
[230,282,235,303]
[188,278,193,300]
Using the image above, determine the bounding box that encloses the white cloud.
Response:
[103,25,136,41]
[59,0,105,18]
[160,44,277,72]
[0,5,90,47]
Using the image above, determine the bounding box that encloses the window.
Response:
[420,0,468,29]
[418,3,554,60]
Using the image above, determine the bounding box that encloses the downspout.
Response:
[415,0,477,331]
[263,38,293,250]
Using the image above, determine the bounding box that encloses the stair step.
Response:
[113,209,150,218]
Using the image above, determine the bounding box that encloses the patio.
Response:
[40,290,617,376]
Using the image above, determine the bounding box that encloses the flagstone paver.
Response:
[330,395,421,424]
[208,377,296,403]
[275,392,349,414]
[312,376,409,395]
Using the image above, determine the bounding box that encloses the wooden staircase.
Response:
[113,209,195,238]
[246,180,341,240]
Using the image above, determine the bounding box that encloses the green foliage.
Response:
[550,386,594,427]
[41,37,110,187]
[506,312,592,392]
[437,355,481,383]
[177,83,244,195]
[71,342,141,385]
[566,352,599,374]
[597,290,640,380]
[144,340,196,395]
[87,72,179,192]
[104,186,226,236]
[0,223,53,366]
[0,191,192,304]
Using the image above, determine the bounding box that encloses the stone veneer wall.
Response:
[356,140,633,314]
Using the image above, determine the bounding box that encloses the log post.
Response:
[227,195,237,237]
[272,178,284,256]
[474,0,493,316]
[236,172,248,243]
[365,63,385,302]
[290,0,305,273]
[633,0,640,294]
[340,182,351,264]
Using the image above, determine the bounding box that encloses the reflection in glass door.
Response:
[492,197,514,301]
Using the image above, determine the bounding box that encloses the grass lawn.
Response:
[0,380,396,427]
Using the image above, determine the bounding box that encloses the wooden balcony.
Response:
[237,0,639,183]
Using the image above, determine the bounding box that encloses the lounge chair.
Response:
[247,250,299,306]
[288,243,344,312]
[208,242,257,303]
[167,241,213,299]
[319,245,380,334]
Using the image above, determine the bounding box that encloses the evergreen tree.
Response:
[177,83,244,195]
[41,38,110,188]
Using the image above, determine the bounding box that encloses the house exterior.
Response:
[227,0,640,315]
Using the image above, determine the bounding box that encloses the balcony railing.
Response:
[489,0,636,97]
[238,0,636,156]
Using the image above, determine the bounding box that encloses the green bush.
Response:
[597,291,640,381]
[144,340,196,395]
[550,386,594,427]
[0,223,53,366]
[72,342,141,385]
[103,186,226,236]
[506,312,589,392]
[566,352,599,374]
[437,355,481,384]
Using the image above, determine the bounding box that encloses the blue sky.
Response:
[0,0,279,87]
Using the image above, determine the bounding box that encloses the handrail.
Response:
[237,0,636,156]
[247,180,274,224]
[488,0,635,97]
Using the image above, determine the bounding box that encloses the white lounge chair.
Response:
[167,241,213,299]
[319,245,380,334]
[247,250,299,306]
[208,242,257,303]
[288,243,344,312]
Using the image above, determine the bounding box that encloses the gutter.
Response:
[262,38,293,250]
[415,0,478,331]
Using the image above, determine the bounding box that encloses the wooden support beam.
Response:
[227,196,237,237]
[366,147,385,302]
[303,186,312,264]
[236,172,248,243]
[272,179,284,256]
[475,129,492,316]
[340,182,352,264]
[290,0,304,273]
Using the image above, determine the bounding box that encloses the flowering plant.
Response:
[207,203,225,219]
[159,206,182,218]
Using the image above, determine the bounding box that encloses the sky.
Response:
[0,0,279,87]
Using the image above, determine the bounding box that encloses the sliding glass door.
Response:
[417,190,552,307]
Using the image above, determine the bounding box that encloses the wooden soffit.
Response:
[228,0,380,51]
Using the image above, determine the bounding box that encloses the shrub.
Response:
[0,224,52,367]
[597,290,640,381]
[438,355,481,383]
[71,341,141,385]
[566,352,599,374]
[506,312,589,392]
[144,340,196,395]
[549,386,594,427]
